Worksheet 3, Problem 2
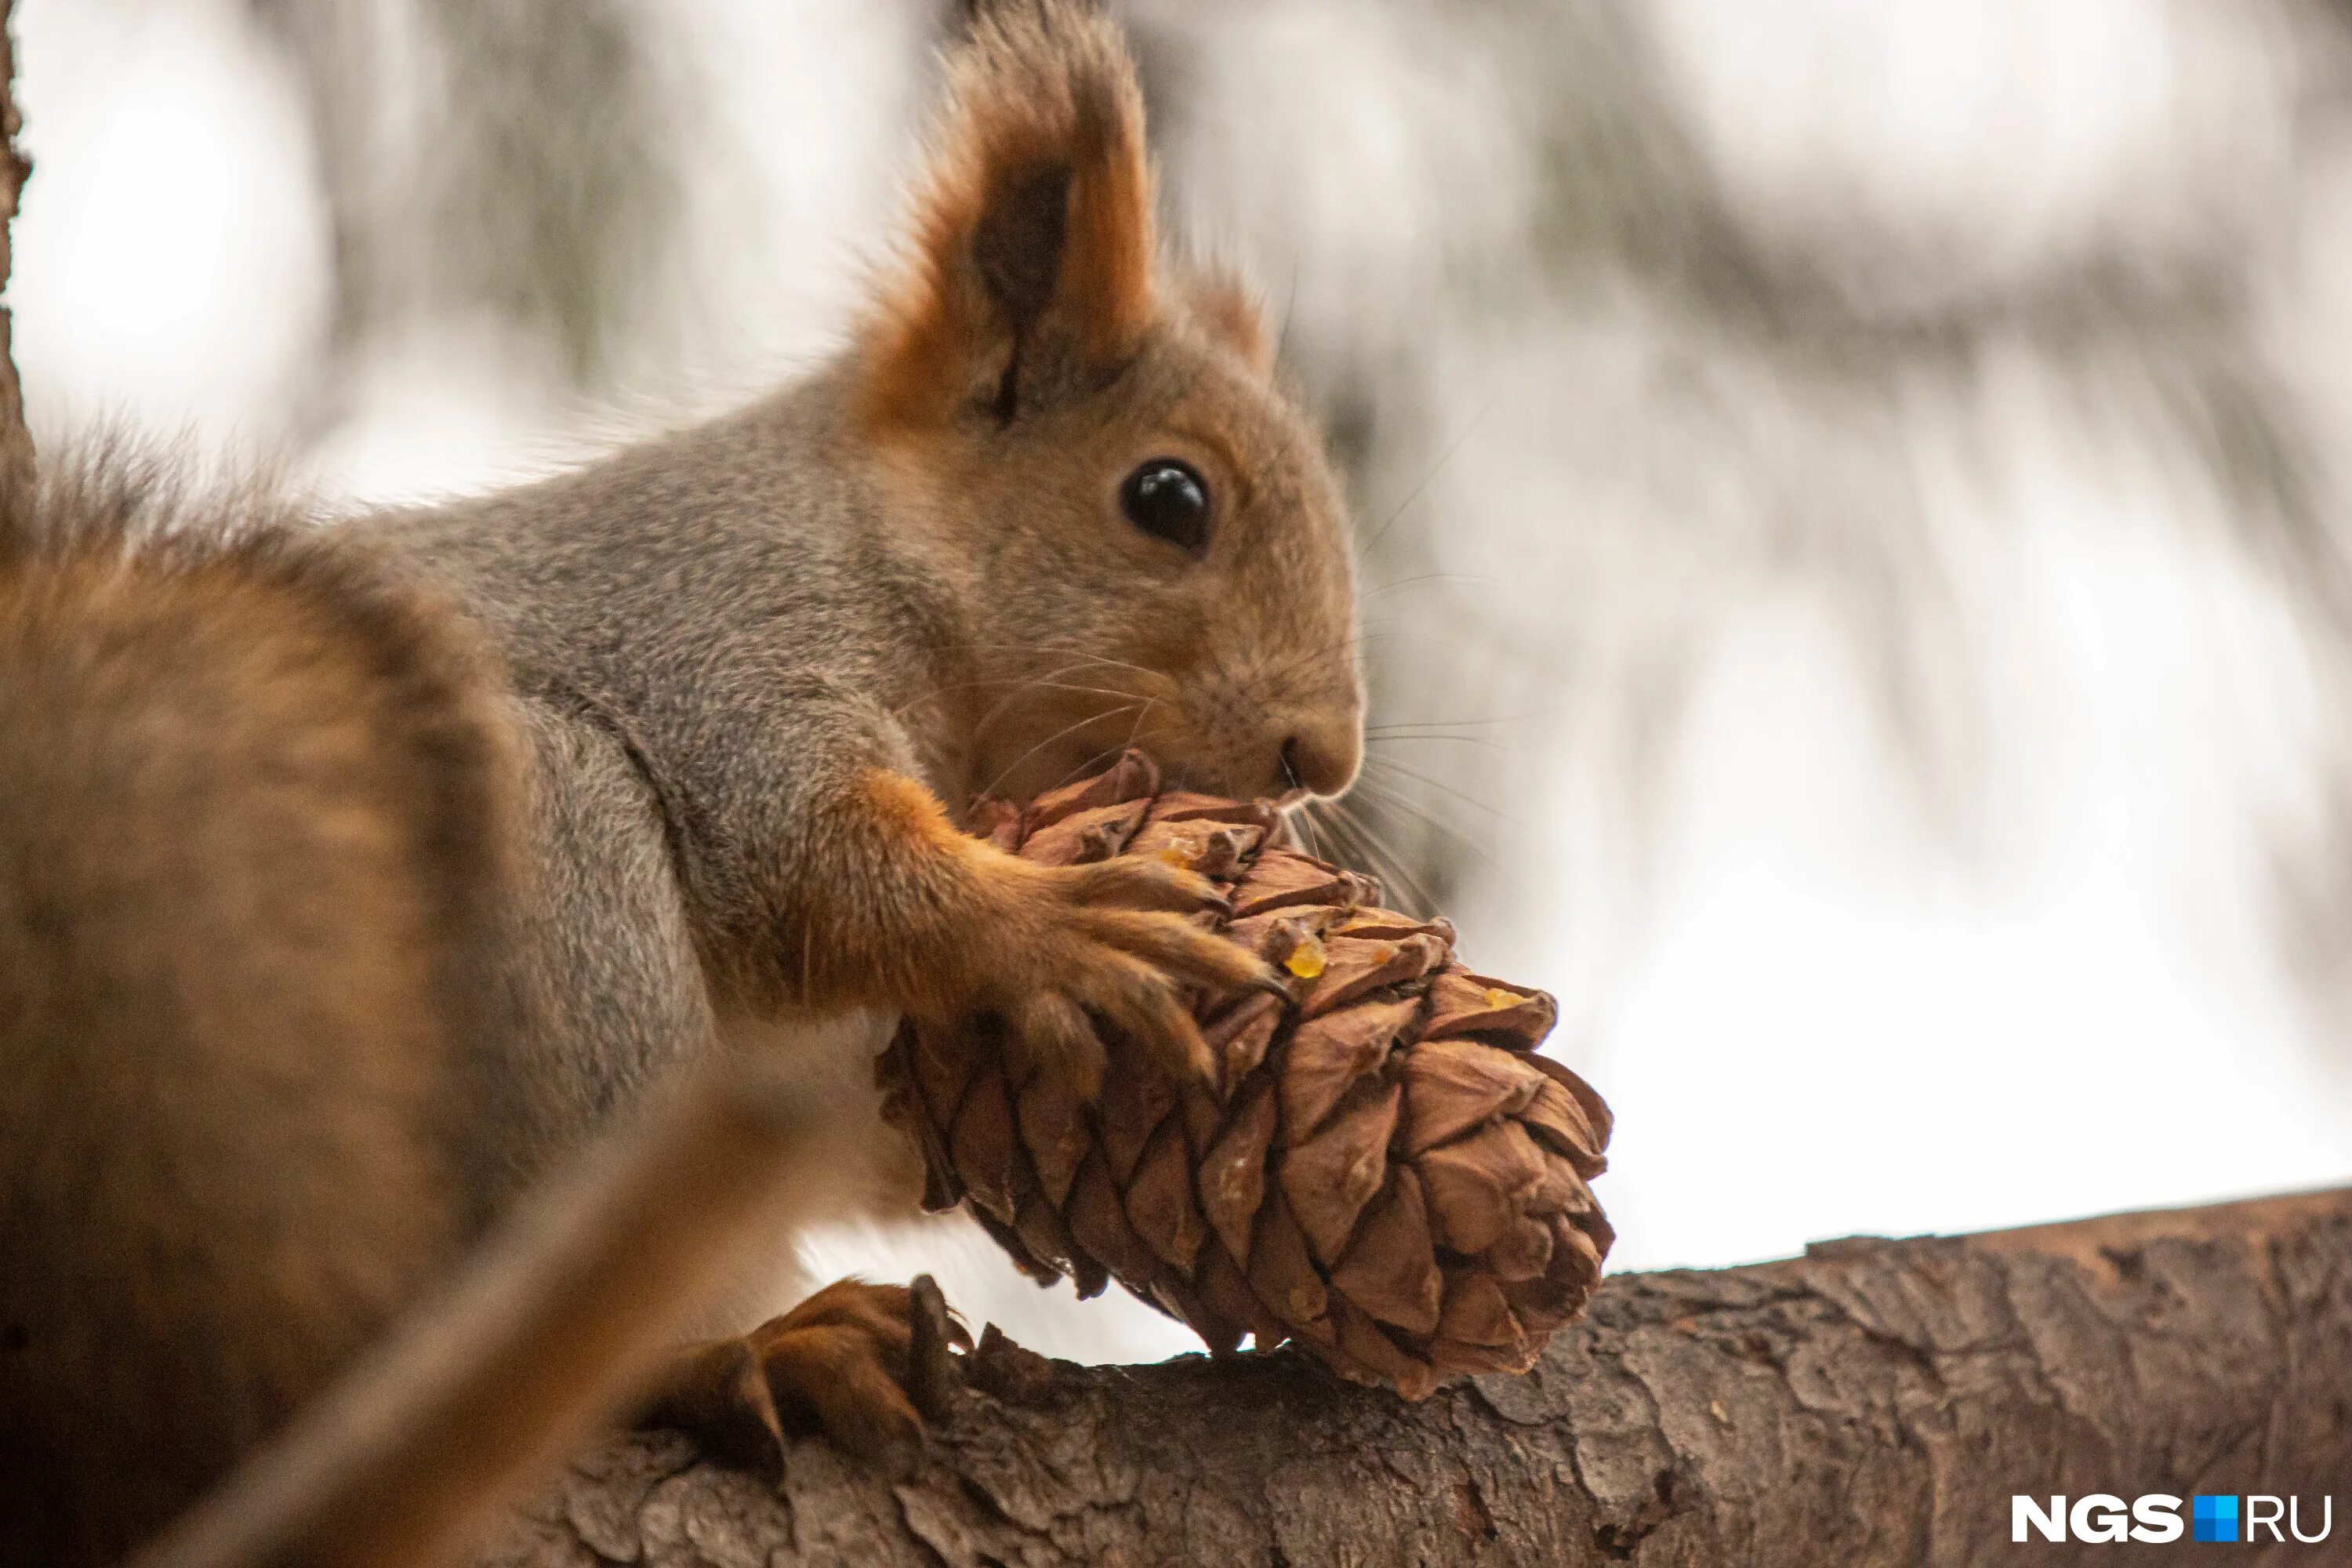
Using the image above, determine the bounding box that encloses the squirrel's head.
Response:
[854,0,1362,808]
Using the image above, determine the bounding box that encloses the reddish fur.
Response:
[858,0,1156,432]
[780,768,1087,1016]
[774,768,1258,1091]
[1190,271,1276,377]
[0,462,523,1568]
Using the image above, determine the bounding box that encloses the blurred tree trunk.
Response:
[247,0,680,410]
[477,1188,2352,1566]
[0,0,32,514]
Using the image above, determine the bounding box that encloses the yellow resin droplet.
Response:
[1482,986,1516,1009]
[1286,936,1327,979]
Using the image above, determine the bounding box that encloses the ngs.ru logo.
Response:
[2013,1494,2334,1544]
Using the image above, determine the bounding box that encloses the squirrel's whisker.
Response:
[1361,571,1508,602]
[896,677,1145,720]
[1357,754,1519,825]
[1048,699,1160,793]
[978,700,1147,802]
[1365,707,1558,732]
[966,664,1149,739]
[1358,391,1500,564]
[1319,798,1443,918]
[1343,775,1510,885]
[1365,731,1509,754]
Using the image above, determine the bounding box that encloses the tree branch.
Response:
[474,1186,2352,1566]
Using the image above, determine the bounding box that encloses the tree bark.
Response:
[473,1186,2352,1566]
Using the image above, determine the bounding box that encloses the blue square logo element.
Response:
[2194,1495,2240,1543]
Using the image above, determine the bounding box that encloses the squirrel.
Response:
[0,2,1364,1565]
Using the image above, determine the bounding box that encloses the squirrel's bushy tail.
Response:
[0,448,522,1566]
[0,452,837,1568]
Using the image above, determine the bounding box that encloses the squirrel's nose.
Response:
[1279,723,1362,800]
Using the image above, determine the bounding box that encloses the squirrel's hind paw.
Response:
[640,1274,967,1479]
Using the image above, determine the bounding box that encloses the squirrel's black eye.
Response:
[1119,459,1210,554]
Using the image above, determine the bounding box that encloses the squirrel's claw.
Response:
[905,1273,960,1424]
[1062,855,1230,916]
[1011,990,1109,1100]
[639,1276,969,1481]
[1062,956,1215,1086]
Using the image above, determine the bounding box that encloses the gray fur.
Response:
[364,373,948,1174]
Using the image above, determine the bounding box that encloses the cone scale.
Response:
[877,753,1613,1397]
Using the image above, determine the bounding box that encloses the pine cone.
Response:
[877,753,1613,1398]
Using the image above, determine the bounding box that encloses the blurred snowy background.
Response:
[24,0,2352,1363]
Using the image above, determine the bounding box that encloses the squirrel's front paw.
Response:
[639,1276,967,1477]
[944,851,1282,1098]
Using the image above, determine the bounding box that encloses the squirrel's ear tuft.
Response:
[858,0,1156,432]
[1189,270,1275,379]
